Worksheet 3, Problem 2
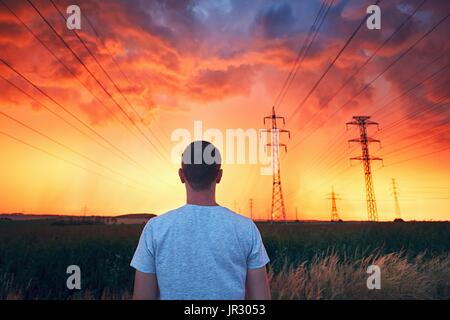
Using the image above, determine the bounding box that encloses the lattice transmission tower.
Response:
[327,186,341,222]
[347,116,382,222]
[261,107,290,222]
[391,178,401,220]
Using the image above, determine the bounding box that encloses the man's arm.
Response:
[132,270,158,300]
[245,266,271,300]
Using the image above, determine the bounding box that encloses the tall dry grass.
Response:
[2,252,449,300]
[269,252,450,300]
[1,221,449,299]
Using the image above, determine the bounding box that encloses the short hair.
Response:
[181,140,221,191]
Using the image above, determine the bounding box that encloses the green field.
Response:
[0,220,449,299]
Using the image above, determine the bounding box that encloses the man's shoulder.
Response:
[221,207,254,224]
[148,205,253,226]
[146,206,185,226]
[212,207,256,233]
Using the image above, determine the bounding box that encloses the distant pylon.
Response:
[249,198,254,220]
[261,106,290,222]
[327,186,341,222]
[391,178,401,220]
[347,116,382,222]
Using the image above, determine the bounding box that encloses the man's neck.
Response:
[186,188,218,206]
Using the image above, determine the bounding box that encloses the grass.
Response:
[269,252,450,299]
[0,220,449,299]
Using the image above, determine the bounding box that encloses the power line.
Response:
[273,0,377,216]
[379,127,450,161]
[379,145,450,168]
[332,13,449,117]
[0,74,108,152]
[286,0,381,124]
[75,0,171,155]
[0,110,160,190]
[367,100,450,166]
[0,58,146,169]
[373,97,449,153]
[287,164,355,205]
[376,88,450,135]
[26,0,168,164]
[2,0,176,186]
[300,139,357,184]
[0,129,148,194]
[374,99,450,148]
[274,0,333,110]
[287,57,449,155]
[378,135,448,166]
[372,66,450,119]
[291,0,428,135]
[308,74,449,167]
[287,13,449,153]
[292,97,446,196]
[292,131,449,211]
[49,0,170,161]
[0,72,175,188]
[0,0,157,153]
[300,145,357,193]
[78,1,135,85]
[302,95,442,178]
[379,119,450,152]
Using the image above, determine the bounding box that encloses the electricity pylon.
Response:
[347,116,382,222]
[261,106,290,222]
[327,186,341,222]
[391,178,401,220]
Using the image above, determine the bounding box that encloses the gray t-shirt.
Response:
[130,204,270,300]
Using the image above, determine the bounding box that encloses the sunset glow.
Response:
[0,0,449,221]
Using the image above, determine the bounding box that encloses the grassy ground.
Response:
[0,220,449,299]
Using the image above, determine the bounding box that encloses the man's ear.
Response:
[216,169,223,184]
[178,168,185,184]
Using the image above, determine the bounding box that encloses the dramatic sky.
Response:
[0,0,449,221]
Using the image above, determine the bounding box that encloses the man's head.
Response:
[179,140,222,191]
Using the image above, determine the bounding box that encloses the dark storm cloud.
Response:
[0,0,448,127]
[254,2,296,39]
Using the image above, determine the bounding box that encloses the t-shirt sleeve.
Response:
[130,221,156,274]
[247,221,270,269]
